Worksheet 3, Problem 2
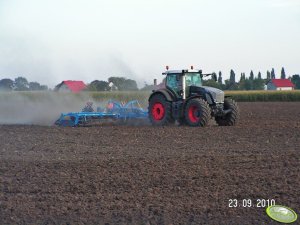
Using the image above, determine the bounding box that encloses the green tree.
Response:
[203,79,224,90]
[0,78,14,91]
[291,74,300,89]
[108,77,127,90]
[29,82,41,91]
[14,77,29,91]
[225,70,237,90]
[218,71,222,84]
[267,71,271,80]
[239,73,246,82]
[225,79,238,90]
[229,69,236,84]
[249,70,254,80]
[258,71,262,80]
[271,68,276,79]
[281,67,286,79]
[140,83,155,91]
[40,85,48,90]
[238,73,246,90]
[107,77,138,91]
[253,78,264,90]
[244,79,252,90]
[123,79,138,90]
[88,80,109,91]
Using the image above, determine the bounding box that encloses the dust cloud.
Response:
[0,92,90,126]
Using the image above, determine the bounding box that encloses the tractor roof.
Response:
[162,69,201,75]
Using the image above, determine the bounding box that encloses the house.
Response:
[266,79,295,91]
[55,80,87,93]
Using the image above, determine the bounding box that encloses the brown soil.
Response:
[0,102,299,225]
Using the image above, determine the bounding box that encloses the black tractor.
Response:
[148,68,239,126]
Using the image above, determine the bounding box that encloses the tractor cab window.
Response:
[185,73,202,87]
[166,74,182,96]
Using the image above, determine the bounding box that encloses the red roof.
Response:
[63,80,86,93]
[270,79,294,88]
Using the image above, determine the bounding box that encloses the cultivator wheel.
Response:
[148,94,174,126]
[215,98,239,126]
[184,98,210,127]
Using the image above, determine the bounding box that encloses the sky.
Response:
[0,0,299,88]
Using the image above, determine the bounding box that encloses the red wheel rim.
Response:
[188,105,200,123]
[152,102,165,121]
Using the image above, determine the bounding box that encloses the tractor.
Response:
[148,67,239,126]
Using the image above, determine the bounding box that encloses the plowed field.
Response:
[0,102,299,225]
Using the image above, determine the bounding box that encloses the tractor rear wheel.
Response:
[184,98,210,127]
[215,98,239,126]
[148,94,174,126]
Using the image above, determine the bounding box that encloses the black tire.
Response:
[148,94,174,126]
[184,98,211,127]
[215,98,239,126]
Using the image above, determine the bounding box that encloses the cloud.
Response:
[0,0,299,86]
[269,0,300,7]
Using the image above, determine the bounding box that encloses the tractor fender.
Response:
[149,89,175,102]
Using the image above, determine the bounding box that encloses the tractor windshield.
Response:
[185,73,202,87]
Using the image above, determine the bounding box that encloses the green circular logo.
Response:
[266,205,298,223]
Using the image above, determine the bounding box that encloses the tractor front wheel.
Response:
[148,94,174,126]
[215,98,239,126]
[184,98,211,127]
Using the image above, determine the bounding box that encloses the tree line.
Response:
[0,76,138,92]
[0,77,48,91]
[203,67,300,90]
[1,67,300,92]
[87,77,138,91]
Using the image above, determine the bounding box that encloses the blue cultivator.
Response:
[55,100,148,127]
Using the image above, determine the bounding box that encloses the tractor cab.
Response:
[164,70,203,99]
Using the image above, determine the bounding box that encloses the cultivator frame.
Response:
[55,100,148,127]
